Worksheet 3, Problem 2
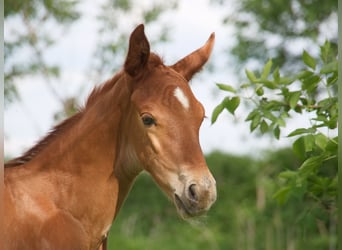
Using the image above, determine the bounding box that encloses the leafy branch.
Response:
[212,41,337,212]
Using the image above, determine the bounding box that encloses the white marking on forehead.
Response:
[174,87,190,110]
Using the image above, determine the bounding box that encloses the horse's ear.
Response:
[124,24,150,77]
[171,33,215,81]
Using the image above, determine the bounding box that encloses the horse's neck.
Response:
[32,75,134,176]
[4,74,143,247]
[73,75,143,219]
[31,104,119,178]
[28,75,141,216]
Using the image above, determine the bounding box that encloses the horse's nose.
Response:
[174,174,216,218]
[187,184,199,202]
[186,176,217,206]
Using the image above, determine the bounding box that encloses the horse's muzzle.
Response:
[174,176,217,218]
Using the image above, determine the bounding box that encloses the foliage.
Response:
[4,0,178,120]
[108,150,336,249]
[4,0,80,106]
[212,0,337,71]
[212,42,337,228]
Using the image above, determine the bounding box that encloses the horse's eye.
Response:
[141,114,156,127]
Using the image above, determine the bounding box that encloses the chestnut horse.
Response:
[4,24,216,250]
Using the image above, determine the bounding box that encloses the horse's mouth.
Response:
[174,194,204,218]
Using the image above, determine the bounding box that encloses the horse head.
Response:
[123,25,216,218]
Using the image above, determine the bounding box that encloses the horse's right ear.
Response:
[124,24,150,77]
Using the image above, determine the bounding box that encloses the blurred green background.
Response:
[107,149,337,250]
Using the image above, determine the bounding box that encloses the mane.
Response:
[5,73,122,168]
[85,71,123,108]
[5,113,83,168]
[5,53,164,168]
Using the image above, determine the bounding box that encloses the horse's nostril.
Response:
[188,184,198,202]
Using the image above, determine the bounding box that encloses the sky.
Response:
[4,0,308,158]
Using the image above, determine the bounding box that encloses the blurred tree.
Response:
[212,43,337,249]
[4,0,80,106]
[211,1,338,246]
[212,0,337,72]
[4,0,178,121]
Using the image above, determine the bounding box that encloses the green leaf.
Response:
[273,67,280,83]
[302,50,316,70]
[287,128,316,137]
[288,91,301,109]
[273,186,292,205]
[320,61,337,74]
[255,85,264,96]
[292,137,306,160]
[320,40,331,63]
[314,133,328,150]
[300,97,308,106]
[263,110,277,123]
[327,72,338,86]
[273,126,280,139]
[245,69,257,82]
[326,137,338,154]
[294,105,302,114]
[211,103,224,124]
[302,75,321,93]
[240,83,251,89]
[299,155,325,176]
[279,76,295,85]
[303,134,315,153]
[276,117,286,127]
[296,70,314,80]
[280,112,290,120]
[250,113,261,132]
[259,120,268,134]
[223,96,240,115]
[261,59,272,79]
[259,79,277,89]
[279,170,297,180]
[291,135,315,154]
[245,109,259,121]
[216,83,237,93]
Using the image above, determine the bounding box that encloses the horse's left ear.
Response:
[124,24,150,77]
[171,33,215,81]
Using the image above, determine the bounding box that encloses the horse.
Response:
[4,24,217,250]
